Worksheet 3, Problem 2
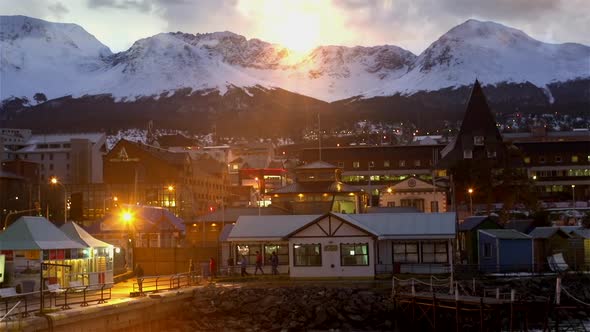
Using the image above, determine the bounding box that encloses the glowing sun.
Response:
[237,0,344,54]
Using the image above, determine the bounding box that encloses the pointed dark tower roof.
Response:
[438,80,505,168]
[457,79,502,141]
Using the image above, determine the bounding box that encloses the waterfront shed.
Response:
[60,222,115,285]
[528,227,571,271]
[458,216,502,264]
[0,216,85,290]
[477,229,533,273]
[568,228,590,270]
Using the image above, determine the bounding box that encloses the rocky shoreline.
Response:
[161,275,590,331]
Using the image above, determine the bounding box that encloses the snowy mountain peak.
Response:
[1,16,588,104]
[0,15,111,57]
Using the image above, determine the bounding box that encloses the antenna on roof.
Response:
[318,113,322,161]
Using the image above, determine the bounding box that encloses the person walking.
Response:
[209,257,217,279]
[189,259,196,284]
[270,251,279,275]
[240,255,249,277]
[254,251,264,275]
[134,263,144,295]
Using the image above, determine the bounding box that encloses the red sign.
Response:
[1,251,13,261]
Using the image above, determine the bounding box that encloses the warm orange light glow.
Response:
[387,188,393,193]
[121,210,133,223]
[468,188,474,194]
[168,185,174,191]
[236,0,348,56]
[50,177,58,184]
[113,196,118,201]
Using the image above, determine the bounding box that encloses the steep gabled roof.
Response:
[61,221,113,248]
[0,216,85,250]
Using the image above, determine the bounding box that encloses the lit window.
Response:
[369,161,375,168]
[524,157,530,164]
[399,160,406,167]
[353,161,360,168]
[340,243,369,266]
[384,160,390,167]
[293,244,321,266]
[571,155,578,162]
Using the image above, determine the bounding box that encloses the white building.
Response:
[1,130,107,184]
[379,177,448,213]
[225,212,456,278]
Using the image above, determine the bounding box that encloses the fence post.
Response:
[430,276,433,293]
[555,277,561,305]
[411,279,416,296]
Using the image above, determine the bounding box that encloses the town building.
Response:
[224,212,457,278]
[269,161,368,215]
[103,139,228,220]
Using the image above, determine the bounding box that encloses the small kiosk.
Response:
[0,216,114,290]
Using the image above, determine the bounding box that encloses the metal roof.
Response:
[335,213,457,240]
[60,222,113,248]
[458,216,500,231]
[297,161,339,169]
[528,227,572,239]
[227,215,320,241]
[479,229,531,240]
[0,216,86,250]
[270,181,361,194]
[193,207,289,222]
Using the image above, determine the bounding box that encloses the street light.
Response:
[255,177,261,216]
[103,196,118,215]
[467,188,474,215]
[121,209,135,268]
[571,185,576,208]
[50,177,67,223]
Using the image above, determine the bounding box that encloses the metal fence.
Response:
[131,272,200,295]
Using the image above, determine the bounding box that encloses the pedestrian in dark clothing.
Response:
[227,257,234,276]
[240,255,249,277]
[254,251,264,275]
[189,259,196,283]
[209,257,217,279]
[134,263,144,294]
[270,251,279,275]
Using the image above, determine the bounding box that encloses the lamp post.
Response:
[121,210,134,269]
[467,188,474,216]
[50,177,67,223]
[255,177,261,216]
[571,185,576,208]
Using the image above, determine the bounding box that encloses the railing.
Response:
[132,272,200,296]
[0,284,113,319]
[377,262,590,277]
[54,283,113,309]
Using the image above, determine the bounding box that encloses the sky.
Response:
[1,0,588,55]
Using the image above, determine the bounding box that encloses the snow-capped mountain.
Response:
[365,19,590,98]
[1,15,589,104]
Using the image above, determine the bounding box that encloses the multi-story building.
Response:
[1,130,107,184]
[300,145,446,206]
[103,139,228,220]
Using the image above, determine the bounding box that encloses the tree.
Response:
[33,93,47,104]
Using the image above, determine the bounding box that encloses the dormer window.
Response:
[474,136,484,146]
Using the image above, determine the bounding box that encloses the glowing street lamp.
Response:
[50,177,67,223]
[571,185,576,208]
[467,188,474,215]
[120,209,135,268]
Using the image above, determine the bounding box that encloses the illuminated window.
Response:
[340,243,369,266]
[571,155,578,162]
[399,160,406,167]
[524,157,530,164]
[264,244,289,265]
[293,244,321,266]
[353,161,360,168]
[384,160,390,167]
